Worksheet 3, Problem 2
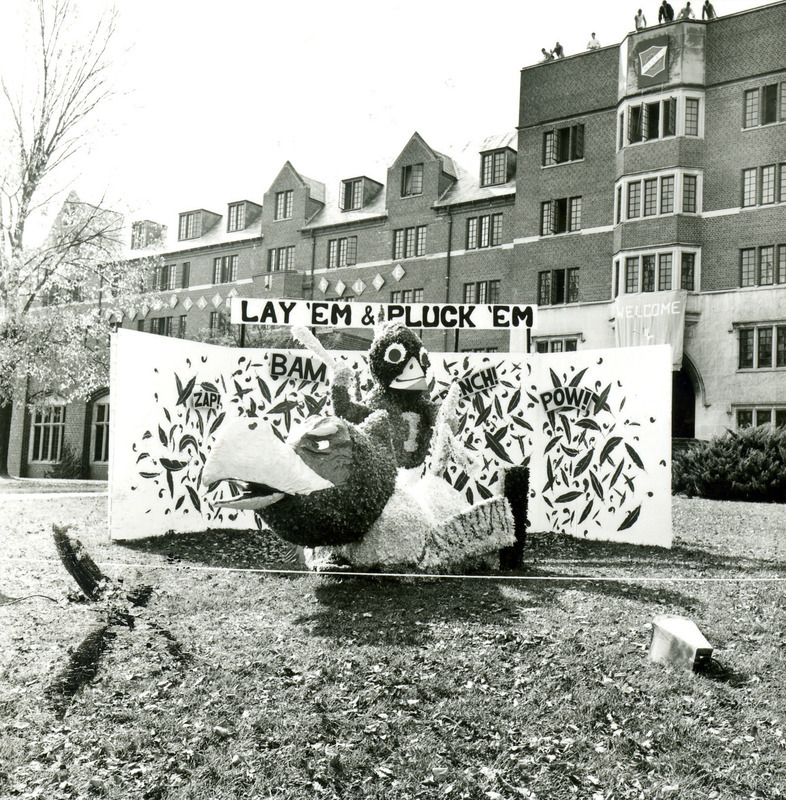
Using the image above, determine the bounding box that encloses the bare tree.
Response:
[0,0,154,474]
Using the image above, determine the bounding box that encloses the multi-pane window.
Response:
[740,245,786,287]
[392,226,426,259]
[327,237,358,268]
[681,253,695,290]
[210,311,230,335]
[180,262,190,289]
[540,197,581,235]
[643,179,658,216]
[340,179,363,211]
[463,280,500,304]
[401,164,424,197]
[466,214,502,249]
[149,317,173,336]
[618,249,697,294]
[538,268,579,305]
[267,246,295,272]
[178,212,200,240]
[761,165,776,204]
[620,172,699,220]
[682,175,697,214]
[481,150,509,185]
[175,315,187,338]
[660,176,675,213]
[627,182,641,219]
[658,253,673,290]
[213,254,238,283]
[685,98,700,136]
[627,97,676,143]
[30,406,66,463]
[619,94,703,147]
[228,203,246,232]
[738,324,786,369]
[742,164,785,207]
[92,402,110,463]
[737,407,786,430]
[542,125,584,166]
[153,264,176,291]
[743,168,758,207]
[274,190,293,220]
[743,83,784,128]
[535,338,579,353]
[390,288,424,303]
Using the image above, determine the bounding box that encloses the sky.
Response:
[0,0,760,236]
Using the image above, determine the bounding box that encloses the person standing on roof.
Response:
[634,8,647,28]
[678,1,695,18]
[553,41,565,58]
[587,32,601,49]
[702,0,716,18]
[659,0,675,22]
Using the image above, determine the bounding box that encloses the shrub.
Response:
[47,444,85,479]
[672,426,786,502]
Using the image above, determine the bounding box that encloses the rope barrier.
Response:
[2,557,785,582]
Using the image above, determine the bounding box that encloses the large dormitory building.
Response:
[7,1,785,478]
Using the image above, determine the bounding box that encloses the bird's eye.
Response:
[384,344,406,364]
[419,347,430,369]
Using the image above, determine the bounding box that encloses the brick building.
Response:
[5,1,785,478]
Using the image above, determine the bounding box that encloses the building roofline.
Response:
[520,0,786,72]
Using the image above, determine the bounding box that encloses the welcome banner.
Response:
[614,290,687,370]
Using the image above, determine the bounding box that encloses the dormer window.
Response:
[401,164,423,197]
[275,190,293,220]
[481,150,509,186]
[178,211,200,240]
[341,179,363,211]
[177,209,221,241]
[228,202,246,232]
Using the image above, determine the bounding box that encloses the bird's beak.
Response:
[389,356,428,391]
[202,418,333,509]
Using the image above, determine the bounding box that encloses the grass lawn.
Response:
[1,495,784,800]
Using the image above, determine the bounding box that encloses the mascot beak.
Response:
[202,417,334,509]
[389,356,428,391]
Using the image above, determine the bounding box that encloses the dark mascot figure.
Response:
[332,322,438,469]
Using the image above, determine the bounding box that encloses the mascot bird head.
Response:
[369,323,430,395]
[202,411,397,548]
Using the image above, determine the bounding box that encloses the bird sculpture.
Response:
[202,409,515,571]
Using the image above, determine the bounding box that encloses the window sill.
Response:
[539,230,582,238]
[741,120,785,132]
[541,159,585,169]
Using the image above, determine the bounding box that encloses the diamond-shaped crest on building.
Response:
[373,274,385,291]
[212,293,223,308]
[391,264,406,282]
[169,295,179,308]
[352,279,366,296]
[227,287,238,298]
[140,305,149,318]
[182,297,193,311]
[151,297,163,311]
[196,297,207,310]
[318,277,329,294]
[335,280,346,296]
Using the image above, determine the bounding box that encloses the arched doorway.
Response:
[672,368,696,439]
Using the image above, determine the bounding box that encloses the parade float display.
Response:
[109,299,673,570]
